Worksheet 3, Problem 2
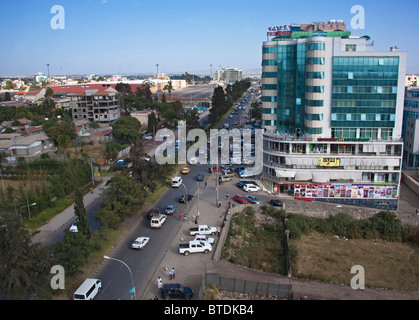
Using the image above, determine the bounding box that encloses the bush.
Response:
[370,211,403,241]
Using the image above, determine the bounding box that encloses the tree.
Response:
[115,82,133,113]
[147,112,158,134]
[185,72,192,84]
[163,80,173,100]
[111,116,141,142]
[45,87,54,98]
[186,109,201,130]
[100,174,145,222]
[0,210,53,299]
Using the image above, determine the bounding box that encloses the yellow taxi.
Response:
[181,167,191,174]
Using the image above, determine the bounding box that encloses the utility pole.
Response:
[156,64,159,102]
[46,64,50,87]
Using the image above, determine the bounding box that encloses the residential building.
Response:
[0,133,54,159]
[261,20,407,210]
[213,68,243,83]
[71,87,121,124]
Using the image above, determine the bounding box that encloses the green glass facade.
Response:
[331,56,399,138]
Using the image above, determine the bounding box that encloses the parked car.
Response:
[164,205,177,215]
[179,194,193,203]
[237,180,258,188]
[233,194,249,204]
[245,195,261,204]
[193,234,215,244]
[189,225,217,236]
[243,184,261,192]
[131,236,150,249]
[146,208,161,220]
[208,166,221,173]
[270,199,283,207]
[160,284,193,300]
[178,240,212,255]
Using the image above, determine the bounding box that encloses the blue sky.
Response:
[1,0,418,76]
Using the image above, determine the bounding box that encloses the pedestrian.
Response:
[169,268,175,280]
[179,212,183,221]
[228,201,231,208]
[204,182,207,189]
[217,227,221,236]
[157,276,163,290]
[226,192,229,199]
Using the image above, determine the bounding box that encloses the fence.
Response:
[199,273,292,299]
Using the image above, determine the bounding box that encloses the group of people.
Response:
[157,267,176,290]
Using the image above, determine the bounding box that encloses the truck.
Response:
[178,240,213,256]
[189,225,217,236]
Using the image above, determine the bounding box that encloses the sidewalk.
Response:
[32,177,111,245]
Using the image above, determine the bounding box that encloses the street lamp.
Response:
[156,64,159,101]
[19,202,36,221]
[103,255,136,300]
[180,183,189,218]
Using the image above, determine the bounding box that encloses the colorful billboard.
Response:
[293,183,398,199]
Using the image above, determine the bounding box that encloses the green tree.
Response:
[0,210,53,299]
[163,80,173,100]
[186,109,201,130]
[185,72,192,84]
[100,174,145,222]
[54,230,91,276]
[147,112,158,134]
[111,116,141,142]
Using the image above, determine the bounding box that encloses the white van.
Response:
[150,214,167,228]
[73,278,102,300]
[172,176,182,188]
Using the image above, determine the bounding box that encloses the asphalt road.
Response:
[95,88,261,300]
[95,164,205,300]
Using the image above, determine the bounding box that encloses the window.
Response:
[345,44,356,52]
[348,72,353,79]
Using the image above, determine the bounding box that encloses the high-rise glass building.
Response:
[261,21,407,210]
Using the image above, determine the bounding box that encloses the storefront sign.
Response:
[318,158,340,167]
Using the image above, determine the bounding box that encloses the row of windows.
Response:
[262,96,277,102]
[331,120,395,128]
[332,86,398,94]
[333,72,399,80]
[306,127,323,134]
[305,113,323,121]
[307,71,325,79]
[333,57,399,66]
[262,120,277,126]
[332,107,396,115]
[307,42,326,51]
[332,128,393,139]
[307,86,324,93]
[332,100,396,107]
[262,84,278,90]
[332,93,397,100]
[262,108,276,114]
[405,101,419,108]
[306,100,324,107]
[333,65,399,73]
[262,72,278,78]
[307,57,325,65]
[331,113,396,121]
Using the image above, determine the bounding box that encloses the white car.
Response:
[131,237,150,250]
[69,221,78,233]
[194,234,215,244]
[243,184,260,192]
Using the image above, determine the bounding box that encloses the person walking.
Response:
[204,182,207,189]
[226,192,229,200]
[179,212,183,221]
[157,276,163,290]
[169,267,175,280]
